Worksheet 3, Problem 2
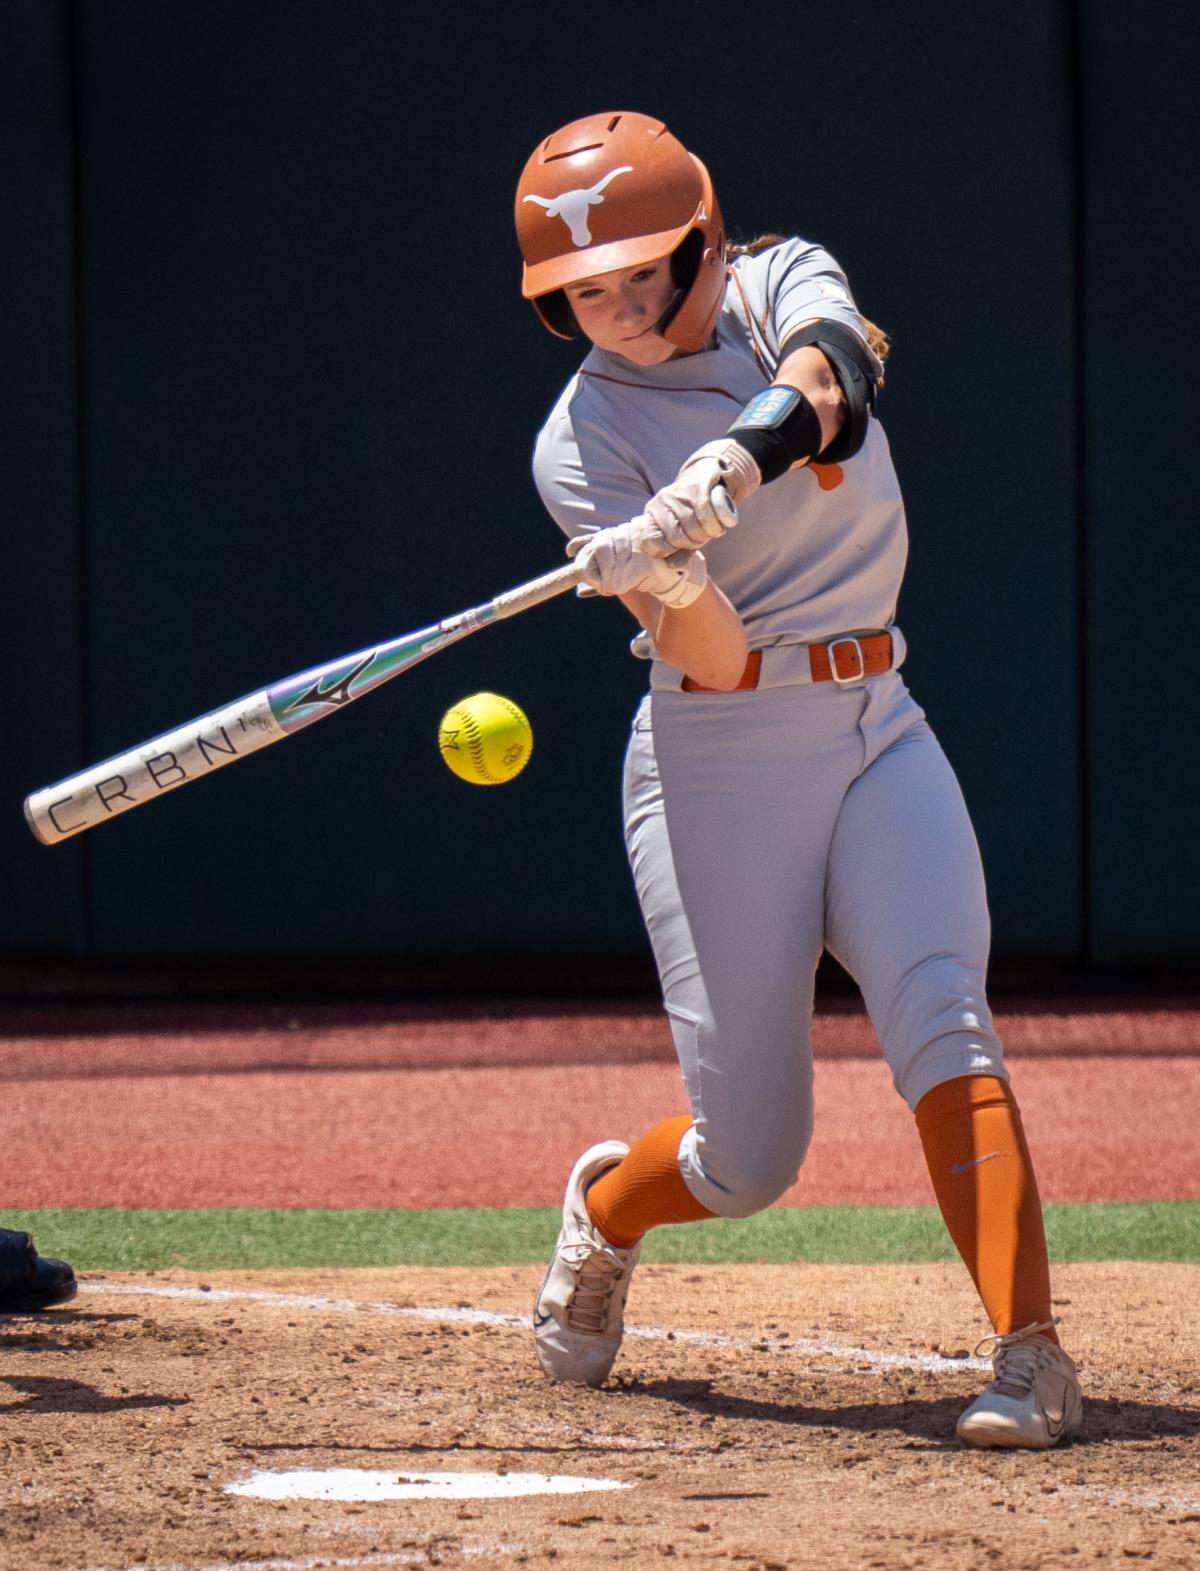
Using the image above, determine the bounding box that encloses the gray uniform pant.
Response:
[623,671,1008,1220]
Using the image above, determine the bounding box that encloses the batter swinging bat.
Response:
[24,557,588,846]
[22,491,730,847]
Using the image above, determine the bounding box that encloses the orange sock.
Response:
[915,1074,1058,1343]
[586,1115,716,1249]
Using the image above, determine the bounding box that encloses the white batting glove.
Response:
[640,458,751,554]
[566,521,708,609]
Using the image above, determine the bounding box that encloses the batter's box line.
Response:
[78,1280,989,1374]
[1069,1484,1200,1516]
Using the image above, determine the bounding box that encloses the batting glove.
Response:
[566,521,708,609]
[640,462,749,554]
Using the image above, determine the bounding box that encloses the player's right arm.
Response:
[567,523,749,692]
[532,387,747,688]
[620,583,749,692]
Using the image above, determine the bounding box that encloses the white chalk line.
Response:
[226,1467,632,1502]
[79,1280,988,1373]
[74,1547,521,1571]
[1074,1484,1200,1516]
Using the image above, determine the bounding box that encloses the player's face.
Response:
[563,259,680,364]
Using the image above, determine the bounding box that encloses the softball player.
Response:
[516,111,1082,1449]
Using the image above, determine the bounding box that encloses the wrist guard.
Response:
[649,548,708,609]
[727,385,823,484]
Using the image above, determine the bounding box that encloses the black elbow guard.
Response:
[778,320,880,462]
[726,385,822,483]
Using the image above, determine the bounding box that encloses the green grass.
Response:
[6,1201,1199,1272]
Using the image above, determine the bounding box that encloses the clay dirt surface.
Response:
[2,1261,1198,1571]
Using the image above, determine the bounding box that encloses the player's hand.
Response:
[567,521,708,609]
[640,458,750,554]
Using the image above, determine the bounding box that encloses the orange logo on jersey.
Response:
[809,463,844,491]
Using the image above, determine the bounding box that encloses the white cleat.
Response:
[956,1319,1083,1449]
[533,1140,639,1388]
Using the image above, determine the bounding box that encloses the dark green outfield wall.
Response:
[1,1,1195,983]
[1080,4,1200,967]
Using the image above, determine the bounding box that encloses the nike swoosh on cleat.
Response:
[1044,1380,1070,1439]
[533,1313,552,1328]
[950,1151,1013,1175]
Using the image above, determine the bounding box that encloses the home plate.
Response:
[226,1467,634,1501]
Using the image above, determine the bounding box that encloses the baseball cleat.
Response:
[0,1228,78,1314]
[533,1140,639,1388]
[956,1319,1083,1449]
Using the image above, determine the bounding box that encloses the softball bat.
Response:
[23,495,728,845]
[24,559,583,845]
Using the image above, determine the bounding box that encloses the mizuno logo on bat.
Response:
[282,653,375,713]
[522,166,634,246]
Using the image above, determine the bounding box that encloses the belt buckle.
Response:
[826,636,865,684]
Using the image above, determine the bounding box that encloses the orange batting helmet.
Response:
[515,111,726,354]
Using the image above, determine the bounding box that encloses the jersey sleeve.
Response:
[531,384,660,660]
[532,389,653,545]
[730,237,882,377]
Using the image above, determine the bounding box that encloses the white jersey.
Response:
[532,238,909,690]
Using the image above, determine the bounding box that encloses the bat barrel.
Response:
[23,692,284,845]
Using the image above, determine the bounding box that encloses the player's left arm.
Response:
[771,337,849,454]
[641,318,882,553]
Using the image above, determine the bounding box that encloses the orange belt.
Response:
[681,633,894,693]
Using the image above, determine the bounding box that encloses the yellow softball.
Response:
[437,692,533,786]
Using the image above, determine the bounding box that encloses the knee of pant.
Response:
[882,966,1006,1111]
[694,1125,813,1219]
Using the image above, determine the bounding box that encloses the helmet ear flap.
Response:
[659,215,726,353]
[670,229,705,291]
[531,290,578,340]
[655,230,705,337]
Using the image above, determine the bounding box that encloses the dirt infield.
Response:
[2,1262,1199,1571]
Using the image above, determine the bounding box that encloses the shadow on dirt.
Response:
[0,1375,191,1415]
[0,1311,141,1325]
[624,1378,1200,1447]
[0,1333,94,1353]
